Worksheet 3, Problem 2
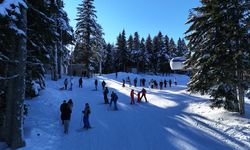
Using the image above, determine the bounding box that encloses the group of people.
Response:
[60,99,73,134]
[102,81,119,110]
[122,77,147,88]
[149,78,177,89]
[60,75,177,134]
[63,78,73,91]
[60,99,91,134]
[130,88,147,104]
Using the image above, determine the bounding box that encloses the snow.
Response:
[0,0,27,16]
[14,72,250,150]
[9,23,26,36]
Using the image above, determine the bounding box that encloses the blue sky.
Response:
[64,0,200,44]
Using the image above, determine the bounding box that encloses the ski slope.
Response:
[17,72,250,150]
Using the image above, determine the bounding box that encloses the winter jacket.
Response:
[61,104,72,120]
[142,89,146,95]
[64,79,68,85]
[130,90,135,99]
[104,88,109,95]
[111,93,118,102]
[83,106,91,117]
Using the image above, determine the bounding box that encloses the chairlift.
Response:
[170,57,186,70]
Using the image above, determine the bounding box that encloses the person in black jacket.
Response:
[61,102,72,134]
[110,91,118,110]
[159,80,163,90]
[103,87,109,104]
[60,100,68,125]
[83,103,91,129]
[94,79,98,90]
[79,77,83,88]
[102,80,106,90]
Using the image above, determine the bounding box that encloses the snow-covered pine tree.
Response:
[151,35,160,74]
[0,0,27,148]
[138,38,147,73]
[91,23,105,74]
[56,0,74,79]
[26,0,73,85]
[145,35,153,73]
[127,34,134,68]
[75,0,104,75]
[164,35,170,57]
[157,32,168,75]
[177,38,188,57]
[133,32,140,71]
[169,38,177,58]
[159,33,171,75]
[185,0,250,114]
[116,30,128,71]
[103,43,115,73]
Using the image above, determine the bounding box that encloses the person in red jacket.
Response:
[130,89,135,104]
[141,88,148,102]
[137,91,141,103]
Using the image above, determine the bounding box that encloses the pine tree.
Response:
[159,33,171,74]
[145,35,153,72]
[133,32,140,51]
[116,30,128,71]
[75,0,104,75]
[138,38,147,72]
[127,35,134,67]
[103,43,114,73]
[164,35,170,57]
[177,38,188,56]
[26,0,73,84]
[169,38,177,58]
[151,36,160,74]
[0,0,27,148]
[185,0,250,114]
[133,32,140,71]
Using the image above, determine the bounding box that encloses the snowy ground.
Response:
[10,72,250,150]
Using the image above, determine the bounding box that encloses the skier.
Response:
[130,89,135,104]
[115,72,118,78]
[103,87,109,104]
[142,78,146,87]
[94,79,98,90]
[67,99,73,111]
[150,79,154,89]
[154,80,158,89]
[159,80,163,90]
[169,79,172,87]
[122,79,125,87]
[79,77,83,88]
[141,88,148,102]
[60,100,68,125]
[134,78,137,87]
[164,79,167,88]
[61,101,72,134]
[102,80,106,90]
[174,78,177,86]
[110,91,118,110]
[137,91,141,103]
[127,77,131,87]
[64,78,68,90]
[82,103,91,129]
[68,77,73,91]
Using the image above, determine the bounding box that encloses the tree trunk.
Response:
[2,5,27,149]
[57,52,62,79]
[99,57,102,75]
[51,43,58,81]
[238,69,245,115]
